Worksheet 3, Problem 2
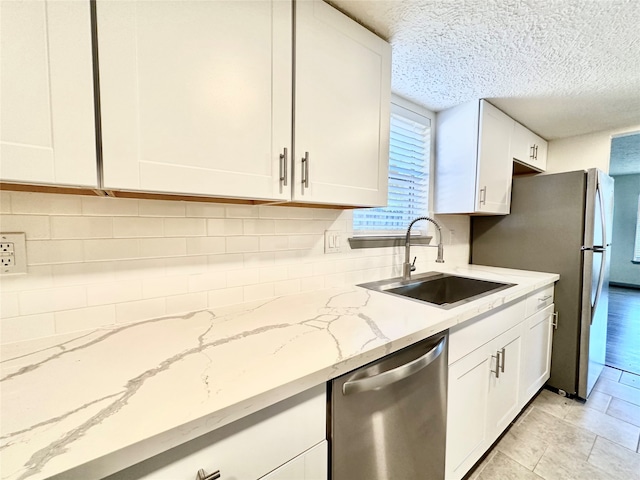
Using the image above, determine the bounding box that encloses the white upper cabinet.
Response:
[97,0,390,207]
[511,121,548,172]
[97,0,292,200]
[435,100,513,215]
[0,0,97,187]
[293,0,391,207]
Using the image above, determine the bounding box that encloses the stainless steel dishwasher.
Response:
[330,331,448,480]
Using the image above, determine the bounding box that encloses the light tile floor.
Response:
[468,366,640,480]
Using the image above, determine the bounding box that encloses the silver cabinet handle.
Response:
[479,186,487,205]
[279,147,288,186]
[538,295,552,302]
[552,311,559,330]
[535,144,539,160]
[196,469,220,480]
[342,337,446,395]
[301,151,309,188]
[530,145,536,160]
[491,350,501,378]
[500,347,506,373]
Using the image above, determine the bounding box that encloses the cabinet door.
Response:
[511,122,547,172]
[260,442,327,480]
[294,0,391,207]
[445,345,491,480]
[97,0,291,200]
[475,101,514,214]
[0,0,97,187]
[520,304,554,404]
[486,324,523,437]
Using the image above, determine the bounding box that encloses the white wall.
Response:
[0,191,470,345]
[546,125,640,174]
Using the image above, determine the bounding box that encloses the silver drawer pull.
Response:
[538,295,552,302]
[500,347,506,373]
[196,469,221,480]
[491,351,501,378]
[552,311,559,330]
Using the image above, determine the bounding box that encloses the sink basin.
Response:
[359,272,514,309]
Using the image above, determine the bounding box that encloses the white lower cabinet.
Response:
[260,441,327,480]
[106,385,326,480]
[445,285,555,480]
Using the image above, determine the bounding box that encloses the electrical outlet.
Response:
[0,233,27,275]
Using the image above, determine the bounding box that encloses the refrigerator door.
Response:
[471,171,586,395]
[578,169,614,398]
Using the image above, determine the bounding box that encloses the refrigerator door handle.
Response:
[590,178,608,325]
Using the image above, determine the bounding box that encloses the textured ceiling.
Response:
[610,133,640,175]
[329,0,640,140]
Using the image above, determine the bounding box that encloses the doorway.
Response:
[605,132,640,376]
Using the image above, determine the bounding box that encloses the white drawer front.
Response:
[448,300,526,365]
[525,285,554,318]
[108,385,326,480]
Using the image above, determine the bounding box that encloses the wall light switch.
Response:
[0,233,27,275]
[324,230,341,254]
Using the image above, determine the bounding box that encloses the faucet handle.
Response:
[411,256,417,272]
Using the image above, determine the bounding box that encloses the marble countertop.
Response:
[0,265,558,480]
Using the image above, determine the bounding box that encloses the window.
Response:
[634,194,640,263]
[353,98,433,238]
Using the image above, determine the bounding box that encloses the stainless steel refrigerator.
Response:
[471,169,614,399]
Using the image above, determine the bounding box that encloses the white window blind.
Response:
[353,103,430,234]
[634,194,640,263]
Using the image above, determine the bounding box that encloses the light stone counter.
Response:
[0,265,558,480]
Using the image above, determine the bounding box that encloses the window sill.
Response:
[348,235,432,249]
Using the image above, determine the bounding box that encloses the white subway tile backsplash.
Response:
[1,191,471,344]
[207,219,243,236]
[186,237,225,256]
[140,238,187,258]
[1,292,20,318]
[208,287,244,308]
[225,236,259,253]
[113,217,164,238]
[87,280,142,306]
[243,219,275,235]
[52,262,115,286]
[0,215,50,239]
[11,192,82,215]
[225,205,259,218]
[260,236,289,252]
[188,272,227,293]
[115,298,166,324]
[259,266,288,283]
[19,286,87,316]
[139,199,185,217]
[207,253,244,271]
[142,275,189,299]
[185,202,225,218]
[27,240,84,265]
[0,190,11,214]
[163,218,206,237]
[1,314,56,344]
[243,283,274,302]
[54,305,116,334]
[274,279,301,296]
[51,216,113,239]
[82,197,138,216]
[165,292,207,315]
[84,239,139,262]
[227,268,259,288]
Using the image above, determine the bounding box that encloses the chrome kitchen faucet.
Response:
[403,216,444,281]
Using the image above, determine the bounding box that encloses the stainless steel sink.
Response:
[358,272,515,309]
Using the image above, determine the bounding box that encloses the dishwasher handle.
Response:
[342,336,446,395]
